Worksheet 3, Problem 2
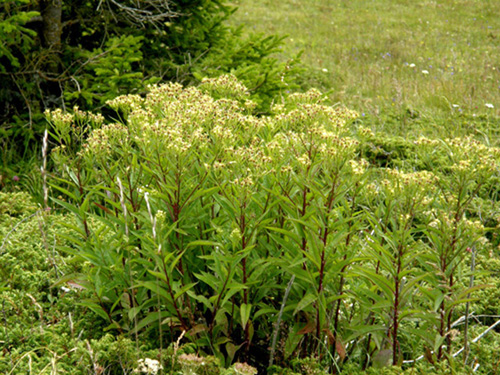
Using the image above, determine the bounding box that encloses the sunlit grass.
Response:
[229,0,500,141]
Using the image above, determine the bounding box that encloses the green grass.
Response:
[229,0,500,141]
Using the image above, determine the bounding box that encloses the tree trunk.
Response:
[40,0,62,74]
[40,0,63,106]
[40,0,62,49]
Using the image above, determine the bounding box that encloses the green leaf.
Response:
[253,307,277,320]
[344,324,386,342]
[355,269,394,299]
[293,292,317,315]
[147,270,168,283]
[128,306,141,322]
[195,272,220,291]
[49,182,79,202]
[226,342,243,363]
[266,226,301,244]
[169,249,186,273]
[51,197,82,217]
[240,303,252,328]
[138,281,172,302]
[174,282,197,300]
[188,292,213,310]
[221,284,247,307]
[78,301,110,322]
[187,240,221,248]
[134,311,171,333]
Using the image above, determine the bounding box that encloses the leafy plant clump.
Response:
[37,75,500,373]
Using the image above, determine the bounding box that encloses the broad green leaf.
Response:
[240,303,252,328]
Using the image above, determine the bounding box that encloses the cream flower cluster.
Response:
[81,123,128,157]
[74,76,362,177]
[199,74,249,100]
[446,137,500,174]
[72,106,105,127]
[287,88,326,105]
[106,94,144,114]
[232,362,258,375]
[381,168,439,196]
[45,108,74,127]
[133,358,162,374]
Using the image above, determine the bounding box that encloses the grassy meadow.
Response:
[230,0,500,140]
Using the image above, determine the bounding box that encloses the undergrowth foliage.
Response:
[44,76,500,373]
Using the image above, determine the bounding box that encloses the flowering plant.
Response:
[47,76,499,371]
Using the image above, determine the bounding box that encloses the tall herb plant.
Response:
[46,76,499,372]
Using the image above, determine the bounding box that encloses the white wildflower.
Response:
[134,358,162,374]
